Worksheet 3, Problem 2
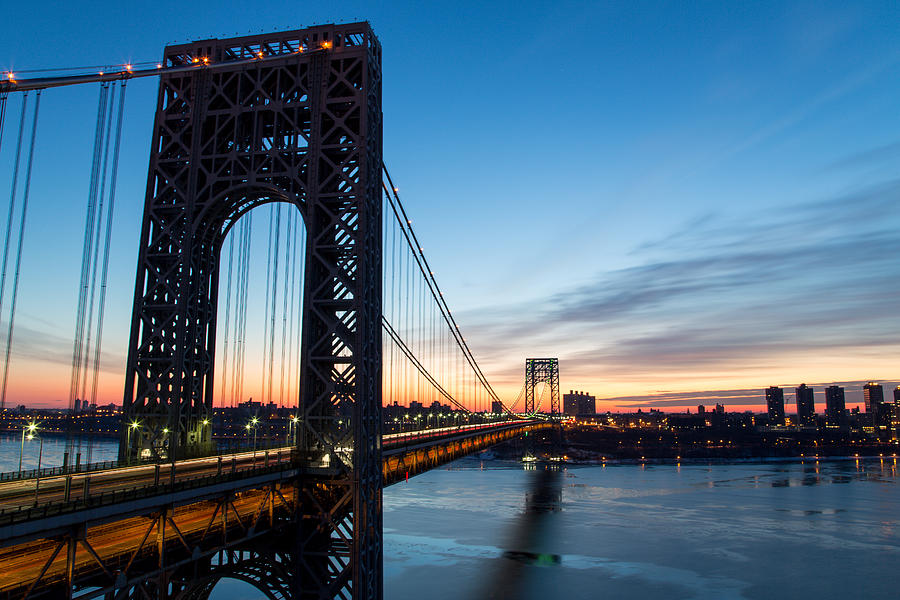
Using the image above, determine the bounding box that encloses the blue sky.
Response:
[0,1,898,411]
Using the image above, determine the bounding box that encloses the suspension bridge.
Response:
[0,22,561,600]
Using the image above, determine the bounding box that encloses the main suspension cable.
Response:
[382,316,466,412]
[381,166,510,413]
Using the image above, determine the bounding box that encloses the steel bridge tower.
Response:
[120,23,383,599]
[524,358,560,415]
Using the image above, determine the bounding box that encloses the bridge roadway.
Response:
[0,419,546,599]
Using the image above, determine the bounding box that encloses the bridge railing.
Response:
[0,439,298,482]
[0,460,120,482]
[383,420,530,450]
[0,449,297,529]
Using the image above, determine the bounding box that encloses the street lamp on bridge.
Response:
[288,416,299,445]
[18,421,38,475]
[200,419,210,454]
[246,417,260,453]
[26,431,44,505]
[125,421,140,463]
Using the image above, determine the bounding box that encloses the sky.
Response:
[0,0,898,413]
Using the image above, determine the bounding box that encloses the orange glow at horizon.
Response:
[6,338,896,417]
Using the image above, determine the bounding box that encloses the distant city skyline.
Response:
[0,1,898,412]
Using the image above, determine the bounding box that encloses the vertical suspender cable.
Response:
[268,204,281,406]
[220,228,235,407]
[87,81,126,413]
[237,219,246,407]
[387,203,394,407]
[404,236,410,407]
[0,93,28,341]
[228,218,246,407]
[230,225,247,407]
[0,91,40,410]
[286,209,299,410]
[390,203,397,407]
[66,84,109,461]
[279,207,293,408]
[293,215,303,407]
[261,205,275,404]
[81,82,117,404]
[234,213,252,407]
[82,83,114,465]
[69,83,109,412]
[230,217,244,407]
[241,213,253,405]
[418,267,423,408]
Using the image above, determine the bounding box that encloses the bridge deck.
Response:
[0,421,546,600]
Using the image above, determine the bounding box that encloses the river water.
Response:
[2,436,897,599]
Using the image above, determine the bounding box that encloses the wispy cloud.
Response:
[823,139,900,172]
[465,176,900,401]
[609,380,899,410]
[2,320,124,375]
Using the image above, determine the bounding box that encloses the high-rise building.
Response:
[892,387,900,440]
[864,382,888,432]
[864,382,883,412]
[766,386,785,426]
[491,401,504,415]
[824,385,847,429]
[697,405,706,415]
[562,390,596,417]
[795,384,816,427]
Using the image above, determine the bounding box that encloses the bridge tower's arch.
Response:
[120,23,383,599]
[175,548,294,600]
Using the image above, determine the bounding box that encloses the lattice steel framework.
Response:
[120,22,383,599]
[524,358,560,416]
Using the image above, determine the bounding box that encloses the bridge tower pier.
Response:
[524,358,560,416]
[119,22,383,599]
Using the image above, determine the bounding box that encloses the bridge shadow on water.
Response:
[475,464,563,600]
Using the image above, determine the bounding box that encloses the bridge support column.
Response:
[65,533,76,600]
